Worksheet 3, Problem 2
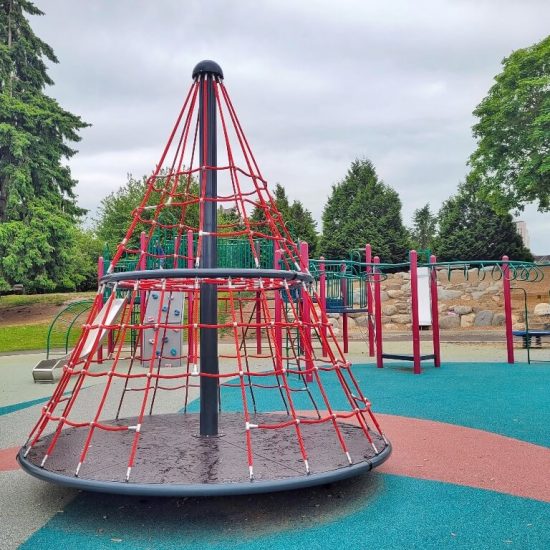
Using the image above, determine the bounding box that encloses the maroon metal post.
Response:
[187,230,194,362]
[374,256,383,368]
[365,244,375,357]
[319,257,328,357]
[502,255,515,364]
[341,263,349,354]
[173,234,181,269]
[430,254,441,367]
[300,242,314,382]
[97,256,104,364]
[139,231,147,324]
[274,247,283,371]
[255,241,262,354]
[410,250,421,374]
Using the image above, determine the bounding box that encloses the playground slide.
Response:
[32,298,127,383]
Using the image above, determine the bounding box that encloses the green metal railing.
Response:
[102,233,275,272]
[307,257,547,311]
[46,299,95,358]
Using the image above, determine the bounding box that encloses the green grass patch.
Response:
[0,292,95,308]
[0,322,81,353]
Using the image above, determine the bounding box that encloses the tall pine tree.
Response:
[434,180,533,261]
[0,1,92,292]
[410,203,437,251]
[321,159,409,262]
[250,183,318,255]
[0,0,88,221]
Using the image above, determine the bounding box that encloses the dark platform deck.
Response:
[19,413,391,496]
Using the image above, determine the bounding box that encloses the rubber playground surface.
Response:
[1,344,549,549]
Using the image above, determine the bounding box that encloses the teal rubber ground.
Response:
[6,361,550,548]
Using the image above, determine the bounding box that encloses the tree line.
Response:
[0,1,547,293]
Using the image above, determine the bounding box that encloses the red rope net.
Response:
[21,69,388,488]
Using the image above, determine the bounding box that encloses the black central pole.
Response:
[194,60,223,436]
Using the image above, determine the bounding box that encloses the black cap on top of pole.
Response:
[197,60,221,436]
[192,60,224,80]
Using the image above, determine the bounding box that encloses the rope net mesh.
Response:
[21,72,388,489]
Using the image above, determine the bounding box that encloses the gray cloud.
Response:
[34,0,549,252]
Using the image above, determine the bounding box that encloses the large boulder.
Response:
[492,312,506,327]
[387,289,404,299]
[452,305,473,315]
[391,314,410,325]
[439,315,460,329]
[355,316,369,327]
[534,303,550,316]
[348,312,363,319]
[461,313,476,328]
[439,289,463,300]
[386,284,402,291]
[382,305,397,316]
[474,310,494,326]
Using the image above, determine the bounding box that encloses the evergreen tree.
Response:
[410,203,437,250]
[288,200,318,256]
[0,0,88,221]
[0,1,93,292]
[434,181,533,262]
[320,158,409,262]
[250,183,318,254]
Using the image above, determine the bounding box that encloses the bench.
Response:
[512,330,550,349]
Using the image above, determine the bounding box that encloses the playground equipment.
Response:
[511,287,550,364]
[370,254,545,372]
[373,251,440,374]
[18,61,391,496]
[310,248,546,374]
[374,250,441,374]
[32,299,94,383]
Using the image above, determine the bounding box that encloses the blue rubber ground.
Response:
[186,362,550,446]
[20,474,550,549]
[19,362,550,548]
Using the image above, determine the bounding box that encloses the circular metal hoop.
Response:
[101,268,313,285]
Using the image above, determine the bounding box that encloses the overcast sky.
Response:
[33,0,549,253]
